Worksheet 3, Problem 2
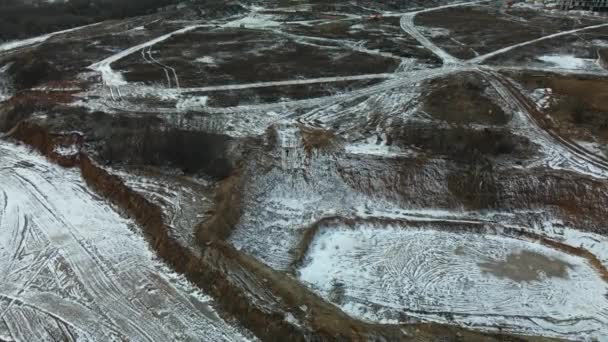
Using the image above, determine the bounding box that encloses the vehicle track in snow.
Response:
[298,223,608,341]
[0,141,252,341]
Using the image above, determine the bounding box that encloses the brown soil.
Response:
[512,71,608,145]
[388,123,537,161]
[300,125,342,154]
[7,120,564,342]
[422,71,509,125]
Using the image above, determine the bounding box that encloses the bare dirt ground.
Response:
[512,70,608,155]
[1,0,608,341]
[415,5,606,59]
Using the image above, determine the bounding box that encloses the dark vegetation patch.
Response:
[513,71,608,144]
[0,102,38,132]
[600,48,608,70]
[204,79,381,107]
[116,29,400,87]
[8,57,59,91]
[1,104,233,178]
[388,123,536,161]
[4,42,93,90]
[0,0,181,42]
[422,72,508,125]
[415,6,605,59]
[100,124,233,178]
[79,112,233,178]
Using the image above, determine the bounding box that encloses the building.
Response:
[559,0,608,11]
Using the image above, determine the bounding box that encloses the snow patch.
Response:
[195,56,216,64]
[223,13,281,29]
[298,225,608,340]
[53,144,80,156]
[538,54,595,70]
[0,21,100,53]
[0,64,12,102]
[530,88,553,110]
[176,96,208,111]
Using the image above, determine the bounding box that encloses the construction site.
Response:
[0,0,608,341]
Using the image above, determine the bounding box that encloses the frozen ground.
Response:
[113,168,214,252]
[2,0,608,340]
[0,65,11,102]
[298,225,608,341]
[0,141,252,341]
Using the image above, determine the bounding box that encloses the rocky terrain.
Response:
[1,0,608,341]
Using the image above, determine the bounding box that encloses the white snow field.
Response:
[0,141,251,341]
[298,225,608,341]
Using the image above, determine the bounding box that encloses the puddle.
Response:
[478,250,572,282]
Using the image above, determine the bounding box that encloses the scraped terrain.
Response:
[1,0,608,341]
[0,142,250,341]
[298,225,608,340]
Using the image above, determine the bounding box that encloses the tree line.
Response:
[0,0,180,42]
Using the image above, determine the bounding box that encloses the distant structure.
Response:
[558,0,608,11]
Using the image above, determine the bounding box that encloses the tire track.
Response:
[0,142,251,341]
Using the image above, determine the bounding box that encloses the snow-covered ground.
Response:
[0,64,12,102]
[298,224,608,341]
[0,141,252,341]
[530,87,553,110]
[113,168,213,252]
[537,54,598,70]
[4,1,608,339]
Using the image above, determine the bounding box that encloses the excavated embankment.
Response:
[7,121,562,342]
[599,48,608,70]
